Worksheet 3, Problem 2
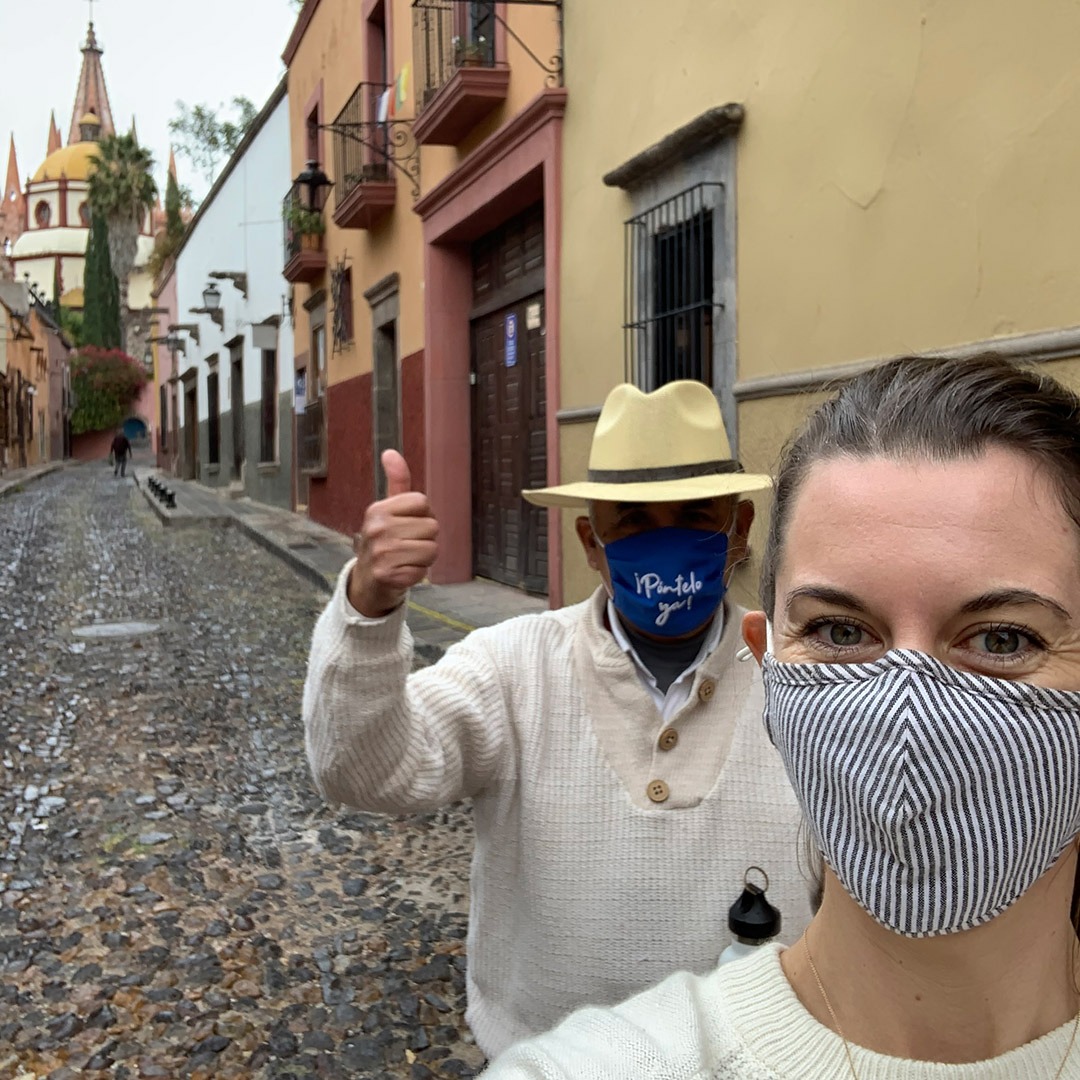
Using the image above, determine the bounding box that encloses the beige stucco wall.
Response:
[556,0,1080,604]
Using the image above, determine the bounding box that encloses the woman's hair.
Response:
[761,353,1080,617]
[762,353,1080,930]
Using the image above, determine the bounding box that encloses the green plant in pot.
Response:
[285,203,326,251]
[453,35,488,67]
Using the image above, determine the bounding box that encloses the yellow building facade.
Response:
[284,0,565,599]
[0,282,61,471]
[558,0,1080,605]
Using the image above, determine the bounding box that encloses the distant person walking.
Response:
[110,430,131,478]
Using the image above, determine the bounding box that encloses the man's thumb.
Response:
[382,449,412,497]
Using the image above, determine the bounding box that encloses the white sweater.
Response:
[484,944,1080,1079]
[303,566,812,1059]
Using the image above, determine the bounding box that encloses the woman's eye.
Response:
[968,628,1028,655]
[812,622,864,648]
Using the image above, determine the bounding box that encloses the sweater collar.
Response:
[718,944,1080,1079]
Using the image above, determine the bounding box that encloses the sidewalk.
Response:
[0,460,64,501]
[137,466,548,662]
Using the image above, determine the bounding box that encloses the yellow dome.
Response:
[79,112,100,127]
[32,142,99,183]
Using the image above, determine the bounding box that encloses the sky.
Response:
[2,0,301,202]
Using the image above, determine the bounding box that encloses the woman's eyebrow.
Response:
[784,585,868,615]
[960,589,1072,620]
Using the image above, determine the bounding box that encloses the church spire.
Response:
[47,111,62,155]
[0,136,26,249]
[4,137,23,207]
[68,21,116,145]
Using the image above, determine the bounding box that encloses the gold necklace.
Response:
[802,935,1080,1080]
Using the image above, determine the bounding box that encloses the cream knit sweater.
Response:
[484,943,1080,1079]
[303,565,812,1058]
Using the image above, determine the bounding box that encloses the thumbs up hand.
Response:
[347,449,440,617]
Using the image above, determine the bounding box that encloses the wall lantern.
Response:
[202,283,222,312]
[294,160,332,212]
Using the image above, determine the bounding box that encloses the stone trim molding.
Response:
[602,104,744,190]
[733,326,1080,402]
[414,89,568,221]
[363,271,400,312]
[557,326,1080,421]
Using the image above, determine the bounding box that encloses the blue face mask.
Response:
[601,527,731,637]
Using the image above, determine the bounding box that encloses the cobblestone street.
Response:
[0,466,481,1079]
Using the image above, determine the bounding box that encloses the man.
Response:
[303,380,810,1059]
[110,429,131,478]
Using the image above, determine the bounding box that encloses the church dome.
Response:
[32,141,99,183]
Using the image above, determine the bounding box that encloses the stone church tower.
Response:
[8,22,156,313]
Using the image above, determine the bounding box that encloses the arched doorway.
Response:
[122,416,149,447]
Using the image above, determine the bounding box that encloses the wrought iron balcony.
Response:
[282,184,328,284]
[412,0,509,145]
[297,396,327,475]
[324,82,419,225]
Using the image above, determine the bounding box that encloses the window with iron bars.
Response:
[623,182,725,392]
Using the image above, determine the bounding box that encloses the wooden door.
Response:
[184,383,198,480]
[231,350,245,480]
[470,206,547,594]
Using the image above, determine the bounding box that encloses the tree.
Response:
[70,347,148,435]
[82,213,121,350]
[164,169,184,246]
[169,97,258,185]
[87,133,157,354]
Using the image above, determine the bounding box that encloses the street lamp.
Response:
[202,282,222,312]
[164,332,183,354]
[294,159,332,211]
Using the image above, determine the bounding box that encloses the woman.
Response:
[483,354,1080,1079]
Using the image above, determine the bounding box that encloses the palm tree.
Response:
[87,133,157,353]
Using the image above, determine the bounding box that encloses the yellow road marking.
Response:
[407,600,476,634]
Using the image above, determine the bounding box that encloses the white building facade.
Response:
[173,80,295,509]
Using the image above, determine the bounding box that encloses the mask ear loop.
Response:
[736,618,775,663]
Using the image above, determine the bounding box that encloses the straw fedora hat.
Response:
[523,380,772,508]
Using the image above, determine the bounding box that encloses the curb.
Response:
[0,462,63,502]
[232,515,339,596]
[137,474,464,664]
[139,481,232,529]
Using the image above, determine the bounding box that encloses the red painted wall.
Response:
[308,372,374,537]
[400,348,425,495]
[307,350,427,538]
[71,429,114,462]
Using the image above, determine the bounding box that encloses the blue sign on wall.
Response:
[505,313,518,368]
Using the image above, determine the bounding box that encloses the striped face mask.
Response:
[762,647,1080,937]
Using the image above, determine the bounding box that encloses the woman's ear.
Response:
[742,610,768,665]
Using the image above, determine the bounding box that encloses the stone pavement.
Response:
[0,466,484,1077]
[135,465,548,663]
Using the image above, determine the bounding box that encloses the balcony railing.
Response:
[297,397,327,474]
[414,0,498,110]
[282,184,328,284]
[333,82,392,199]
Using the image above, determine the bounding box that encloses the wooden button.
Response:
[646,779,670,804]
[698,678,716,703]
[658,728,679,752]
